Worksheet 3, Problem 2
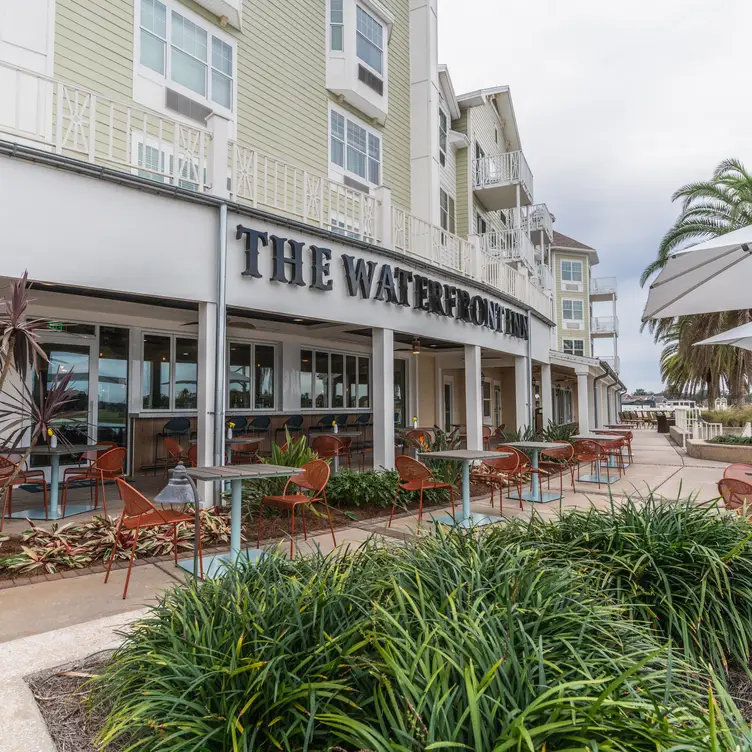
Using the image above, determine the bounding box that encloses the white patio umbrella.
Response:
[694,321,752,351]
[642,225,752,320]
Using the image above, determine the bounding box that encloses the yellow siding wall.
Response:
[553,249,591,355]
[54,0,412,209]
[453,110,469,237]
[501,367,516,431]
[468,103,506,235]
[418,355,436,426]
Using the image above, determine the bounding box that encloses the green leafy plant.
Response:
[708,434,752,445]
[91,531,750,751]
[324,468,399,508]
[540,419,578,443]
[402,426,462,488]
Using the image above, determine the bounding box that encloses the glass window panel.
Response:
[141,30,166,74]
[171,47,207,95]
[331,24,343,51]
[172,13,207,60]
[142,334,170,409]
[393,360,406,427]
[331,111,345,168]
[211,37,232,75]
[228,343,251,409]
[358,357,370,408]
[346,356,357,408]
[356,6,383,73]
[347,146,366,178]
[211,69,232,108]
[331,353,344,409]
[439,109,447,154]
[142,0,166,38]
[254,345,275,409]
[175,338,198,409]
[330,0,343,51]
[301,350,313,409]
[98,327,128,445]
[347,120,366,152]
[315,351,329,408]
[367,133,380,184]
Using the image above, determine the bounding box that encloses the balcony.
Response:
[534,264,553,292]
[600,355,620,373]
[480,229,536,268]
[590,277,618,300]
[0,61,554,321]
[591,316,619,336]
[472,150,533,211]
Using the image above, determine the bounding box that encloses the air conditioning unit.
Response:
[563,283,581,292]
[565,321,583,330]
[343,175,370,194]
[358,65,384,95]
[165,89,213,125]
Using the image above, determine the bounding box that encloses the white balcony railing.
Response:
[472,150,533,198]
[0,61,555,319]
[600,355,620,373]
[590,277,618,296]
[534,264,553,292]
[481,229,536,268]
[591,316,619,335]
[528,203,553,239]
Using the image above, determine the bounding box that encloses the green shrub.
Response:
[325,468,399,507]
[489,494,752,675]
[540,419,578,443]
[92,531,748,751]
[702,407,752,426]
[709,434,752,445]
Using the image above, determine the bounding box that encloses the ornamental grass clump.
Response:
[91,530,749,751]
[489,493,752,676]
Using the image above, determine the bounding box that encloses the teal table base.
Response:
[508,488,562,504]
[579,470,620,484]
[434,458,503,529]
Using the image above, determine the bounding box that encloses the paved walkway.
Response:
[0,431,728,644]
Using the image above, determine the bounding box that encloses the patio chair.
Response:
[572,440,605,489]
[258,459,334,559]
[275,415,304,443]
[61,447,127,518]
[185,444,198,467]
[537,443,577,496]
[402,429,432,454]
[229,441,263,464]
[308,415,337,436]
[482,425,492,450]
[723,463,752,483]
[718,478,752,519]
[63,441,118,482]
[162,436,186,478]
[335,414,350,427]
[471,453,523,511]
[105,477,203,599]
[155,416,191,467]
[388,455,456,527]
[0,455,49,529]
[598,435,627,478]
[311,435,350,468]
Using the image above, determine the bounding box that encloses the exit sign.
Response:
[47,322,65,331]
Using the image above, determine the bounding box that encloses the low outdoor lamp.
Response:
[154,462,202,578]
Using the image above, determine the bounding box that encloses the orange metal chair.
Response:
[184,444,198,467]
[63,441,118,482]
[162,436,186,478]
[723,464,752,483]
[229,441,263,464]
[0,455,49,529]
[572,440,605,489]
[311,435,349,467]
[470,453,523,511]
[388,455,456,527]
[61,447,126,517]
[105,477,203,598]
[482,426,492,451]
[257,459,334,559]
[596,435,626,478]
[538,443,576,496]
[718,477,752,519]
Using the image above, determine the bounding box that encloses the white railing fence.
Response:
[590,276,618,296]
[675,407,723,448]
[481,229,536,268]
[535,264,553,292]
[591,316,619,334]
[472,149,533,198]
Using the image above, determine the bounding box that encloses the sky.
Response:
[437,0,752,392]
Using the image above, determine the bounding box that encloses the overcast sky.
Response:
[438,0,752,392]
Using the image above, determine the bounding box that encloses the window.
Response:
[227,342,277,410]
[330,107,381,185]
[563,339,585,357]
[482,380,491,419]
[330,0,344,51]
[300,349,370,409]
[561,260,583,282]
[494,127,498,144]
[562,300,584,321]
[135,137,201,189]
[142,333,197,411]
[356,5,383,74]
[439,108,448,167]
[440,189,455,234]
[138,0,234,111]
[477,213,487,235]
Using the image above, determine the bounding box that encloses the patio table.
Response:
[3,443,110,520]
[420,449,513,529]
[503,442,570,504]
[592,428,632,464]
[185,463,297,578]
[572,434,622,484]
[316,431,362,472]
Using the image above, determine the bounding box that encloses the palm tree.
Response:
[641,158,752,407]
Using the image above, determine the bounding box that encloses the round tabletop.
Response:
[501,441,570,450]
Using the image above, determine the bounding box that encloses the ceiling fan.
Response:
[181,316,256,330]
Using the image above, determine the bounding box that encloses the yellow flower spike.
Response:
[228,422,236,429]
[47,428,54,437]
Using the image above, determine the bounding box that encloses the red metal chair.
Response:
[538,443,576,496]
[388,455,456,527]
[257,459,334,559]
[229,441,263,464]
[482,426,492,451]
[572,440,605,489]
[0,455,49,529]
[184,444,198,467]
[61,447,126,517]
[471,452,523,511]
[63,441,118,482]
[311,435,349,467]
[105,477,203,598]
[723,464,752,483]
[162,436,185,478]
[718,478,752,519]
[597,435,627,478]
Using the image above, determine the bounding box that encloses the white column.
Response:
[576,369,590,433]
[375,185,393,249]
[197,302,217,505]
[540,362,552,427]
[464,345,482,449]
[408,354,419,426]
[514,356,529,432]
[206,113,231,200]
[372,328,395,470]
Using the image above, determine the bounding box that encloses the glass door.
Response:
[493,383,502,427]
[443,379,453,432]
[394,359,407,428]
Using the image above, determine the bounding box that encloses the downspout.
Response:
[214,204,228,471]
[526,310,533,429]
[593,372,608,429]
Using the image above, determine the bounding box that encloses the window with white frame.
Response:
[137,0,235,111]
[300,349,370,409]
[561,260,583,283]
[356,5,383,74]
[563,339,585,357]
[482,380,492,419]
[142,333,198,410]
[330,0,344,51]
[330,107,381,186]
[440,189,455,235]
[477,213,487,235]
[562,299,584,321]
[439,108,448,167]
[228,342,277,410]
[133,133,202,189]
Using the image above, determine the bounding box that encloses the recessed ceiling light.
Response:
[429,344,437,348]
[292,318,304,323]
